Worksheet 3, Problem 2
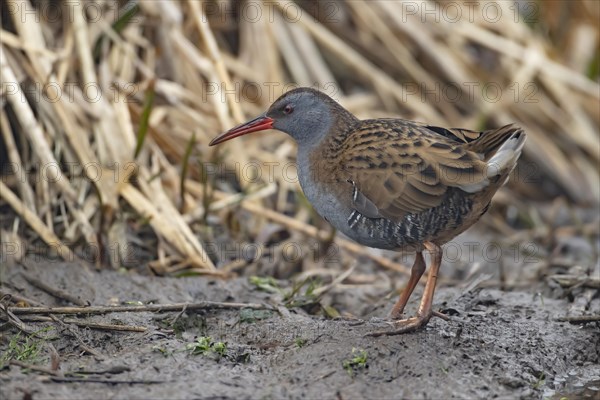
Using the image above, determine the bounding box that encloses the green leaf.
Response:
[249,276,281,294]
[134,79,156,159]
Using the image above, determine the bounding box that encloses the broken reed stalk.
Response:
[11,315,147,332]
[555,315,600,324]
[8,301,275,315]
[20,271,88,306]
[0,181,79,264]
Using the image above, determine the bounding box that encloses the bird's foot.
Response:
[366,310,448,337]
[367,314,431,336]
[365,317,396,329]
[367,317,390,324]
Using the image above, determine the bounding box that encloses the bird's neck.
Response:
[302,106,359,152]
[297,107,358,187]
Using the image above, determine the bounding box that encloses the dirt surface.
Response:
[1,251,599,400]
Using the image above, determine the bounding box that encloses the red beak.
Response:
[209,115,274,146]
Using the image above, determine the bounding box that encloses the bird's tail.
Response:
[467,124,527,180]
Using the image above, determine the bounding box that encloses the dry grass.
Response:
[1,0,598,275]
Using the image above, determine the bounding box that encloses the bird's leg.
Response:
[368,242,443,336]
[415,242,442,320]
[389,252,425,319]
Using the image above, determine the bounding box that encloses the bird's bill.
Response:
[209,115,274,146]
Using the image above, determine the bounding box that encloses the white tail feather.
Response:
[485,131,526,178]
[459,130,526,193]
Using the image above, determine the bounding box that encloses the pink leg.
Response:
[389,252,425,319]
[369,242,444,336]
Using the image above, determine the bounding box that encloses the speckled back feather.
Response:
[316,120,525,221]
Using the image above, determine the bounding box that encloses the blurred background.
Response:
[1,0,598,299]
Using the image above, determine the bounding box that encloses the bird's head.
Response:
[209,87,356,148]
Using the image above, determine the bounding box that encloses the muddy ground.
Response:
[1,229,599,400]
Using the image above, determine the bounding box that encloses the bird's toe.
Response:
[366,312,434,337]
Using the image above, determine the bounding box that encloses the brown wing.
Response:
[415,122,522,157]
[415,124,484,144]
[335,120,490,220]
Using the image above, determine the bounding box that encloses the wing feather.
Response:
[337,121,490,220]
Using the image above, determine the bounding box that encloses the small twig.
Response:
[0,302,51,337]
[17,315,54,322]
[317,370,337,380]
[48,342,60,371]
[62,319,147,332]
[313,265,355,297]
[0,289,46,307]
[9,360,61,376]
[69,366,131,375]
[50,376,167,384]
[432,311,450,321]
[72,341,104,359]
[555,315,600,324]
[8,314,146,333]
[548,274,600,289]
[48,315,105,359]
[169,304,188,326]
[569,288,597,317]
[9,301,274,316]
[20,271,88,306]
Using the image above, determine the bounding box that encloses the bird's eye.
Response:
[283,104,294,115]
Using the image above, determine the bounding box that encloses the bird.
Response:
[209,87,526,335]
